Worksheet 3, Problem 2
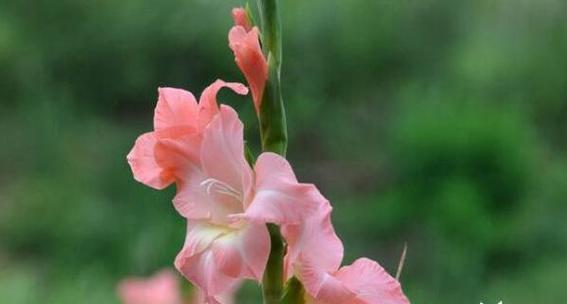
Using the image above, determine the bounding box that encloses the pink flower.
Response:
[300,258,410,304]
[117,269,182,304]
[127,80,248,190]
[228,10,268,114]
[128,81,320,302]
[173,106,319,302]
[282,195,344,282]
[281,197,409,303]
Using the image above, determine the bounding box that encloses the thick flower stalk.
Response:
[126,1,411,304]
[229,2,287,302]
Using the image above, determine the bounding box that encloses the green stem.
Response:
[260,58,287,155]
[256,0,282,66]
[257,0,287,156]
[263,223,285,304]
[256,1,287,303]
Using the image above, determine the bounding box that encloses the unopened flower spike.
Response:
[229,7,268,114]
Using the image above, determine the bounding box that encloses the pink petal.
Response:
[155,133,237,221]
[194,286,239,304]
[117,269,182,304]
[175,221,270,300]
[166,106,251,223]
[154,131,201,177]
[193,285,240,304]
[176,221,227,257]
[211,223,270,281]
[200,105,253,204]
[175,222,239,298]
[228,26,268,113]
[198,79,249,130]
[335,258,410,304]
[299,259,356,304]
[151,120,205,192]
[173,171,243,223]
[128,88,204,191]
[242,152,319,225]
[232,7,252,31]
[283,200,343,280]
[127,132,173,189]
[176,248,240,301]
[154,87,199,132]
[192,292,222,304]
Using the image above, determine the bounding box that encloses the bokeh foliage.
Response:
[1,0,566,303]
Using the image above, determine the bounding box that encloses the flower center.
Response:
[200,178,242,201]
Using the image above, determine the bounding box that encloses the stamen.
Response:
[200,178,242,201]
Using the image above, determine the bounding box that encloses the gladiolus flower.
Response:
[281,199,409,304]
[299,258,410,304]
[117,270,182,304]
[127,79,248,190]
[229,9,268,114]
[128,82,321,302]
[282,196,344,282]
[172,106,319,301]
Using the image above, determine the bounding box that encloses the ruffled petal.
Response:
[172,172,241,223]
[175,222,269,300]
[228,26,268,113]
[175,222,239,298]
[198,79,248,130]
[165,106,251,222]
[177,221,229,256]
[211,223,270,281]
[154,131,201,176]
[128,88,203,191]
[241,152,319,225]
[175,248,240,301]
[127,132,174,190]
[283,200,343,280]
[299,259,356,304]
[334,258,410,304]
[154,87,199,132]
[155,131,235,221]
[200,105,253,204]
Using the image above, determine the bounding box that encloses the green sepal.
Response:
[262,223,285,304]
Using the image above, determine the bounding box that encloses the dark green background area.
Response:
[1,0,566,303]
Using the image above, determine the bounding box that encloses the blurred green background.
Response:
[1,0,566,303]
